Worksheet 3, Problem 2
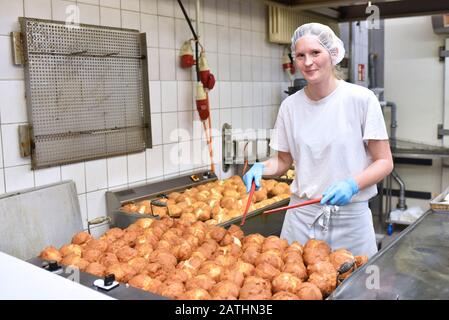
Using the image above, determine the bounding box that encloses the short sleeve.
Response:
[269,104,290,153]
[362,92,389,142]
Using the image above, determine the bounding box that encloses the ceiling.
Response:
[264,0,449,22]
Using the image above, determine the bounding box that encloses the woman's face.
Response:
[294,36,333,84]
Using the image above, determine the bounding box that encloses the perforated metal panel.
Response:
[20,17,151,169]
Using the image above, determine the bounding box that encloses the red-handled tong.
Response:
[263,196,323,215]
[241,181,256,226]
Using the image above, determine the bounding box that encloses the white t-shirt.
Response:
[270,80,389,202]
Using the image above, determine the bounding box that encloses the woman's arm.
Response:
[261,151,294,176]
[354,139,394,190]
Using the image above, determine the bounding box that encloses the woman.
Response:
[243,23,393,257]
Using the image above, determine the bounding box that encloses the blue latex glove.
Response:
[243,163,265,193]
[320,178,359,206]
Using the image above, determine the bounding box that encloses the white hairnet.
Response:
[291,23,345,65]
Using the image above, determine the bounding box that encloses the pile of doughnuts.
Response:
[120,176,291,225]
[40,218,368,300]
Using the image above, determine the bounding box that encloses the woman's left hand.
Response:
[320,178,359,206]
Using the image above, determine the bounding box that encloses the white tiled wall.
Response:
[0,0,289,230]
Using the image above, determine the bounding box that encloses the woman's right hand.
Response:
[242,163,265,193]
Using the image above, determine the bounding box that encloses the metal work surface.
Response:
[27,257,164,300]
[0,181,82,261]
[20,17,151,169]
[329,209,449,299]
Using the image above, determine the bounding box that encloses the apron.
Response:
[280,194,378,257]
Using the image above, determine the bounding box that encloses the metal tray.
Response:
[106,171,292,236]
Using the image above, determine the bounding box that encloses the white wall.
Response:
[384,15,449,210]
[0,0,289,236]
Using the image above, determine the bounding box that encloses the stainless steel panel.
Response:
[0,181,82,261]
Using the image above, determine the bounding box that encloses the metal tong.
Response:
[263,196,323,215]
[241,181,256,226]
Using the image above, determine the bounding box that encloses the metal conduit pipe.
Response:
[380,100,397,148]
[391,170,407,210]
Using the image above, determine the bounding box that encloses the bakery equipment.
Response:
[106,170,292,237]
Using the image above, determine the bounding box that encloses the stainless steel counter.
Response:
[329,209,449,299]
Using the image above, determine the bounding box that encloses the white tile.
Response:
[241,30,252,56]
[151,113,162,145]
[219,82,231,108]
[229,27,241,55]
[210,108,220,137]
[146,145,163,179]
[121,10,140,29]
[262,105,271,129]
[2,124,30,167]
[107,155,127,187]
[100,6,120,27]
[192,114,203,140]
[79,0,99,4]
[251,56,262,81]
[251,0,265,32]
[78,193,88,230]
[229,0,240,28]
[158,16,175,48]
[4,165,34,193]
[230,54,241,81]
[148,48,160,80]
[242,107,252,129]
[0,36,24,80]
[231,108,242,129]
[127,151,146,183]
[24,0,51,19]
[217,54,230,81]
[262,57,271,82]
[262,82,272,106]
[271,82,281,105]
[178,140,194,172]
[140,0,157,14]
[174,0,192,19]
[240,0,251,30]
[159,48,176,80]
[216,0,228,26]
[209,80,219,109]
[174,18,191,49]
[121,0,139,11]
[205,51,218,79]
[253,106,263,129]
[203,0,216,24]
[161,81,177,112]
[61,162,86,194]
[217,26,229,54]
[177,111,193,141]
[0,81,27,124]
[162,112,179,144]
[251,31,263,57]
[253,81,262,106]
[190,138,204,167]
[241,55,252,81]
[34,166,61,187]
[271,58,280,82]
[86,189,107,220]
[100,0,120,8]
[0,133,3,168]
[203,24,217,53]
[149,81,161,113]
[177,81,193,111]
[242,82,252,106]
[163,143,180,175]
[77,3,100,25]
[129,180,146,188]
[231,82,242,108]
[0,0,23,35]
[157,0,174,17]
[85,159,107,192]
[141,14,158,47]
[212,132,221,161]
